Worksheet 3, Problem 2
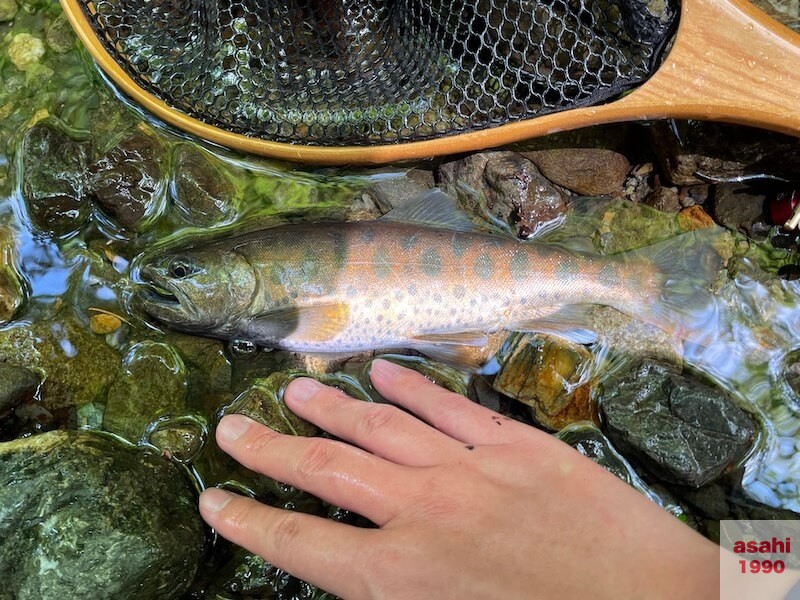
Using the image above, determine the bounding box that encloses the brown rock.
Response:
[645,185,681,212]
[438,151,567,238]
[90,129,167,231]
[493,333,597,430]
[521,148,631,196]
[678,205,716,231]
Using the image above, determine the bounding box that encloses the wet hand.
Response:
[199,360,719,600]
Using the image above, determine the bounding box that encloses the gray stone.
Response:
[20,123,92,237]
[0,430,204,599]
[600,361,756,487]
[520,148,631,196]
[438,151,567,238]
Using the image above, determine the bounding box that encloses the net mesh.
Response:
[81,0,679,146]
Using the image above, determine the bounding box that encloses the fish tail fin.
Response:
[625,228,730,342]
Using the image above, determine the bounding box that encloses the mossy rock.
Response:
[0,317,120,411]
[0,430,204,599]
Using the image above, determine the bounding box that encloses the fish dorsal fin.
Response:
[379,189,477,232]
[250,303,350,344]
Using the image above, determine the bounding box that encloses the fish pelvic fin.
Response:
[408,331,507,371]
[623,228,730,342]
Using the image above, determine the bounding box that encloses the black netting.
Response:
[81,0,679,146]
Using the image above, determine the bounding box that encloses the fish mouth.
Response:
[135,265,196,323]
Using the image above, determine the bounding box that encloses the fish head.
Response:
[136,246,256,334]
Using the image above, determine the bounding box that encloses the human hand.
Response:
[200,359,719,599]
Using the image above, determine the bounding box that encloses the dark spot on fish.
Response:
[421,248,443,277]
[372,247,392,280]
[474,253,493,280]
[383,299,391,309]
[290,291,298,299]
[407,284,418,296]
[555,258,580,282]
[360,228,377,243]
[394,290,404,300]
[433,294,442,303]
[598,263,620,287]
[450,308,457,316]
[376,315,384,322]
[346,286,358,298]
[330,231,348,269]
[451,234,469,258]
[453,285,465,299]
[510,250,530,281]
[400,234,418,250]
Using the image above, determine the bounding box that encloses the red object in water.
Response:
[769,190,799,225]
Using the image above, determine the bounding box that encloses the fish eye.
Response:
[168,258,197,279]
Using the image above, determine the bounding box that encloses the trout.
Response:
[135,191,720,364]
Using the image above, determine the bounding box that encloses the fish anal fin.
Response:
[512,304,598,344]
[409,331,508,370]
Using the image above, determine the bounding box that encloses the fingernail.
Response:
[370,359,404,379]
[200,487,234,513]
[217,414,254,443]
[286,377,323,403]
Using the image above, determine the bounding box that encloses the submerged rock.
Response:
[20,123,92,237]
[0,317,120,412]
[7,33,45,71]
[711,184,766,235]
[104,341,188,441]
[599,361,756,487]
[648,121,800,186]
[438,151,567,238]
[222,373,317,437]
[557,423,691,520]
[521,148,630,196]
[493,333,595,431]
[0,226,25,324]
[45,13,75,54]
[0,0,17,21]
[0,430,204,599]
[90,129,167,231]
[0,363,38,416]
[171,144,238,226]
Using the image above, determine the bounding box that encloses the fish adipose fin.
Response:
[625,228,728,342]
[379,189,477,232]
[251,303,350,343]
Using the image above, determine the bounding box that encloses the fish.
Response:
[134,190,722,366]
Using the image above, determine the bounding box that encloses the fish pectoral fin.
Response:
[512,304,599,344]
[251,303,350,343]
[379,189,478,232]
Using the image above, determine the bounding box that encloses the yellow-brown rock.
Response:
[493,333,597,430]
